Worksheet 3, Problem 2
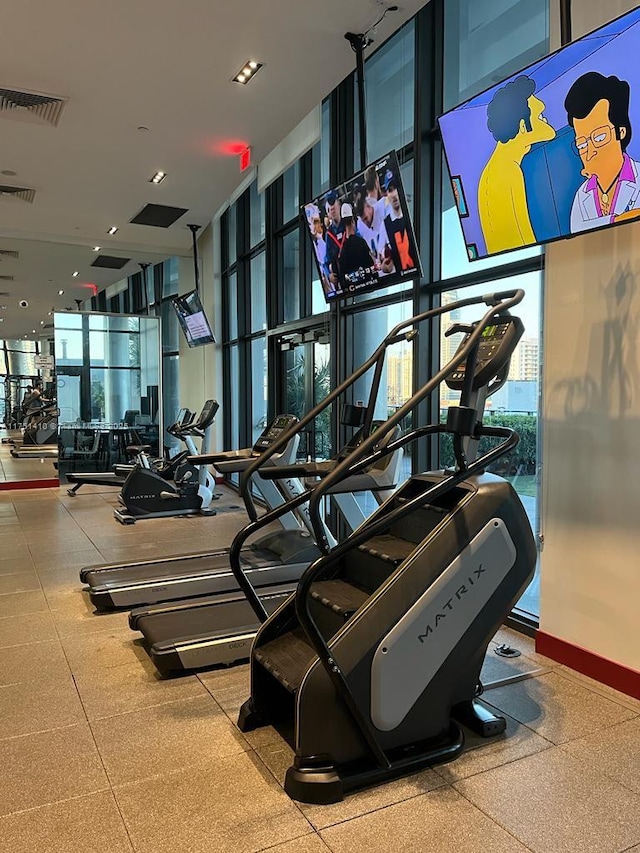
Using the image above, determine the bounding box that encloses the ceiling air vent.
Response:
[0,88,68,127]
[130,204,188,228]
[0,185,35,203]
[0,249,19,259]
[0,276,14,282]
[91,255,130,270]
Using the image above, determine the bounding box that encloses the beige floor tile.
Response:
[31,548,104,571]
[91,694,249,785]
[0,791,134,853]
[114,751,311,853]
[0,588,48,617]
[320,786,530,852]
[256,736,447,830]
[555,665,640,713]
[60,626,150,673]
[38,565,87,592]
[0,674,85,738]
[0,639,71,686]
[51,605,129,637]
[199,661,251,717]
[454,747,640,853]
[561,717,640,793]
[0,610,57,648]
[0,569,40,595]
[0,553,34,575]
[258,835,330,853]
[435,706,552,783]
[74,659,209,720]
[484,669,637,744]
[0,543,33,564]
[0,723,108,817]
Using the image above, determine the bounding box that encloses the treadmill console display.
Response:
[253,415,298,452]
[195,400,220,429]
[446,316,524,391]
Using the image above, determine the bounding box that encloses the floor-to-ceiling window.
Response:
[217,0,550,623]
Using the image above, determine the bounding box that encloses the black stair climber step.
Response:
[254,627,317,693]
[310,579,369,617]
[358,534,415,565]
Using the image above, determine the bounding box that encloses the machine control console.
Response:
[252,414,299,452]
[446,316,524,391]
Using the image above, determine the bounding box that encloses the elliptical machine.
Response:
[114,400,219,524]
[235,289,537,804]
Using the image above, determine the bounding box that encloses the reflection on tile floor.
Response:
[0,483,637,853]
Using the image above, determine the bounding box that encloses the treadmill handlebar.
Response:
[259,460,335,480]
[186,448,253,466]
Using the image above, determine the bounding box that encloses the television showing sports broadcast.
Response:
[438,6,640,260]
[302,150,422,302]
[172,290,216,348]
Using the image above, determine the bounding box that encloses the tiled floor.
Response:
[0,431,58,483]
[0,484,639,853]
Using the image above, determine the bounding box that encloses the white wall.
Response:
[540,0,640,671]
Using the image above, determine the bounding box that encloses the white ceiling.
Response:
[0,0,426,339]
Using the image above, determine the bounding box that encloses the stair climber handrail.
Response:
[307,289,524,552]
[237,290,518,525]
[293,423,519,772]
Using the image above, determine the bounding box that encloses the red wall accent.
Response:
[536,630,640,700]
[0,479,59,491]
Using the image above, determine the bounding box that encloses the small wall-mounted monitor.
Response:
[438,6,640,261]
[172,290,216,347]
[302,150,422,302]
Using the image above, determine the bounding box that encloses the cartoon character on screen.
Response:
[565,72,640,233]
[478,75,556,254]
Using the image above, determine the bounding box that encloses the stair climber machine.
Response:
[125,325,422,676]
[66,407,196,496]
[113,399,219,524]
[234,289,537,804]
[80,413,303,609]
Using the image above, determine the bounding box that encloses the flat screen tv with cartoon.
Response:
[438,6,640,260]
[172,290,215,348]
[302,150,422,302]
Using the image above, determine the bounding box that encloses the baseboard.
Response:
[536,630,640,700]
[0,478,60,491]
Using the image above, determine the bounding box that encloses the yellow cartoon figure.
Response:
[478,76,556,254]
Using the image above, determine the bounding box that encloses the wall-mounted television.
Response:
[438,6,640,261]
[172,290,215,347]
[302,150,422,302]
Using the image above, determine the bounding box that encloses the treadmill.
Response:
[80,414,302,609]
[127,327,411,676]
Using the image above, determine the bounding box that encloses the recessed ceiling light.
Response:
[107,226,118,235]
[233,60,263,84]
[93,246,101,251]
[149,170,166,184]
[32,329,36,334]
[40,320,44,325]
[0,305,6,310]
[72,271,79,277]
[48,311,53,316]
[58,289,64,295]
